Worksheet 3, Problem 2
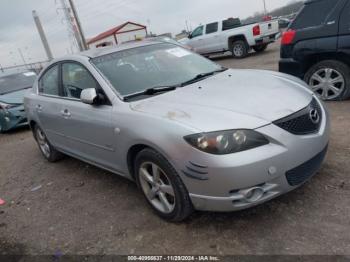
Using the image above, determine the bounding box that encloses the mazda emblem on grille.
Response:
[309,109,320,124]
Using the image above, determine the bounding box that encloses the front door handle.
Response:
[36,104,43,113]
[61,109,71,118]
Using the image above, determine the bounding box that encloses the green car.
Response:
[0,71,37,132]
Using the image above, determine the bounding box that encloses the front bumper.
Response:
[279,58,303,79]
[179,99,330,212]
[0,106,28,132]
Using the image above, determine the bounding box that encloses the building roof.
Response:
[87,21,147,45]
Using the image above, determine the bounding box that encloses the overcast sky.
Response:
[0,0,292,68]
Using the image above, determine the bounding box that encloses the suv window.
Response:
[222,18,241,31]
[291,0,340,29]
[206,22,218,34]
[62,62,98,99]
[39,65,59,96]
[191,26,204,38]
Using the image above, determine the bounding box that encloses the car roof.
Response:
[78,41,162,59]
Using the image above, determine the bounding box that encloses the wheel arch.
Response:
[302,52,350,77]
[126,142,177,180]
[228,35,248,50]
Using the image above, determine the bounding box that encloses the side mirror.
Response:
[81,88,98,105]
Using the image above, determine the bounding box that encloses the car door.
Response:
[202,22,222,53]
[58,61,118,170]
[36,64,67,147]
[187,25,207,54]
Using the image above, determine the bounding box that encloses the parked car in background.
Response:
[25,42,329,222]
[0,71,37,132]
[278,18,291,29]
[279,0,350,101]
[179,17,279,58]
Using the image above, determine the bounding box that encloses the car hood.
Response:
[130,69,313,132]
[0,89,29,105]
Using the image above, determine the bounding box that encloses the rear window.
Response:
[291,0,340,29]
[222,18,241,31]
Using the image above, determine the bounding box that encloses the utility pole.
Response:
[59,0,84,52]
[68,0,88,50]
[32,10,53,60]
[263,0,267,16]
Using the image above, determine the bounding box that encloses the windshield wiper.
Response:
[179,67,228,87]
[123,85,180,101]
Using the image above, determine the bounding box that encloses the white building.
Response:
[87,21,147,49]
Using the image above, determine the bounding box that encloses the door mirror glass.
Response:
[81,88,98,104]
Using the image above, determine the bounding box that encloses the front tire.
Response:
[134,148,193,222]
[231,40,248,59]
[304,60,350,101]
[34,125,63,162]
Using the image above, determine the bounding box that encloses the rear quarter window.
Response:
[291,0,341,29]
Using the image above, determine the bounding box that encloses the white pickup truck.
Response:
[179,18,279,58]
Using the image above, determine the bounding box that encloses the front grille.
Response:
[286,146,328,186]
[273,98,322,135]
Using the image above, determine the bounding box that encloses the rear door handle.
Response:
[61,109,71,118]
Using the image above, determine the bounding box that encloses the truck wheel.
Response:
[231,40,248,59]
[135,148,193,222]
[304,60,350,101]
[253,44,268,53]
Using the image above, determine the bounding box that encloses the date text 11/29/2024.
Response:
[127,256,220,261]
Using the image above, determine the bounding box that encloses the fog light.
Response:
[242,187,264,203]
[4,117,10,123]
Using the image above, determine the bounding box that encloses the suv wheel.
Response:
[34,125,63,162]
[304,60,350,101]
[231,40,248,59]
[134,148,193,222]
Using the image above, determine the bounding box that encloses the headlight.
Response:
[0,102,16,110]
[184,129,269,155]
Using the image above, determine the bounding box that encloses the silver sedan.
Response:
[24,42,330,222]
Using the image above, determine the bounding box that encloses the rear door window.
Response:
[291,0,341,29]
[39,65,59,96]
[205,22,218,34]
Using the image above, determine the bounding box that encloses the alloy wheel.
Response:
[36,128,51,158]
[233,44,244,57]
[309,68,345,100]
[139,162,176,214]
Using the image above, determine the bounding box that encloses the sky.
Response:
[0,0,292,68]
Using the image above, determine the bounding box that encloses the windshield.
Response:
[91,43,221,96]
[0,72,37,95]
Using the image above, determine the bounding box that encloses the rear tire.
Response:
[231,40,248,59]
[34,125,63,162]
[304,60,350,101]
[134,148,193,222]
[253,44,268,53]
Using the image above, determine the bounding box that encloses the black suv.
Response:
[279,0,350,101]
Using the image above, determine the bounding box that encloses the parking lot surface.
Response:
[1,41,350,255]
